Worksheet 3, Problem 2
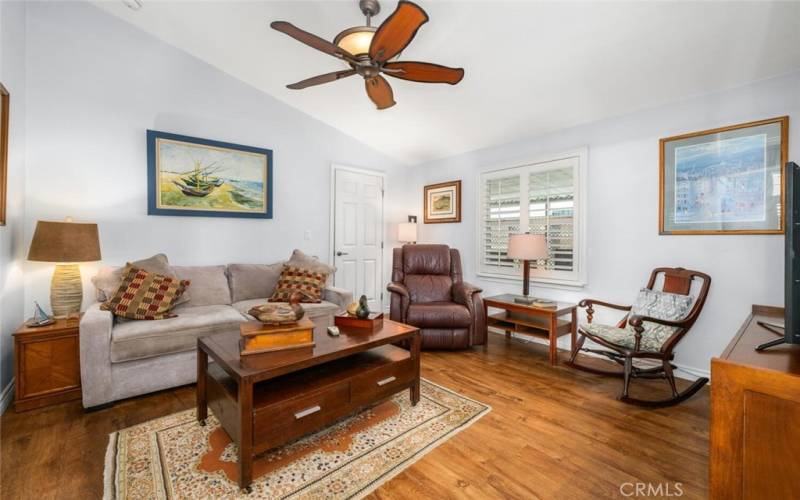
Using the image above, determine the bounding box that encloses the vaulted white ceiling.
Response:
[96,1,800,165]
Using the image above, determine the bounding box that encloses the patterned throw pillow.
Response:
[627,288,694,347]
[268,265,327,303]
[101,265,190,320]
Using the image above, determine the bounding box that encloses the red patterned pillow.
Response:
[101,265,190,320]
[268,265,327,303]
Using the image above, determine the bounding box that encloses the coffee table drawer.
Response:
[352,359,413,405]
[253,381,351,448]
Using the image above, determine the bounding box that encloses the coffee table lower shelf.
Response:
[201,343,419,489]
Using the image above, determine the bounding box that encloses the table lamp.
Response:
[27,219,101,318]
[398,215,417,244]
[507,233,547,304]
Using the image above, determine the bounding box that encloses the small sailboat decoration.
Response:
[26,301,55,327]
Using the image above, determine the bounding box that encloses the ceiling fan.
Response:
[270,0,464,110]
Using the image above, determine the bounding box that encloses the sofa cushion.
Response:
[233,298,339,320]
[110,304,244,362]
[92,254,189,305]
[269,265,328,303]
[287,249,335,284]
[173,265,231,306]
[407,302,471,328]
[101,265,189,320]
[228,263,284,303]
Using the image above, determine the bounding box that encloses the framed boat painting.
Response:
[424,180,461,223]
[147,130,273,219]
[659,116,788,235]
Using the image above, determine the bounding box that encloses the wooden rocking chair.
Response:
[567,267,711,407]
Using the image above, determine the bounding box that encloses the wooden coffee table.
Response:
[483,294,578,365]
[196,319,421,491]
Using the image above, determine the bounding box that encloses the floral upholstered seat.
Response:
[580,288,693,353]
[581,323,671,352]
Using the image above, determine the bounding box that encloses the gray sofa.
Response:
[79,262,351,408]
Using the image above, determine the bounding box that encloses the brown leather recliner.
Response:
[387,244,486,349]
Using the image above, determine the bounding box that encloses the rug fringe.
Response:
[103,432,118,500]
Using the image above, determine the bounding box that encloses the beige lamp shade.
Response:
[398,222,418,243]
[507,233,547,260]
[27,220,101,262]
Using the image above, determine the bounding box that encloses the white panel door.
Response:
[333,168,384,312]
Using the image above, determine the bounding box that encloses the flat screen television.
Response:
[757,161,800,350]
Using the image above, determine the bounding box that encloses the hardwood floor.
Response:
[1,333,709,499]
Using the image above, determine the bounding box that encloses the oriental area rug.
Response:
[104,379,490,499]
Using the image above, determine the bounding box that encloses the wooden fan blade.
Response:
[271,21,356,61]
[383,62,464,85]
[365,76,396,110]
[369,1,429,64]
[287,70,357,90]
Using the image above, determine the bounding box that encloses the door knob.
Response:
[336,251,349,257]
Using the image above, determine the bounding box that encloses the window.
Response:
[478,150,587,286]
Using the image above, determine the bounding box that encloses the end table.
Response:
[483,294,577,365]
[13,316,82,411]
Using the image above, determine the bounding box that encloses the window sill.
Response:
[476,272,587,290]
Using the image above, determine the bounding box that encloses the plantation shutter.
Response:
[481,174,521,273]
[478,152,584,284]
[528,167,575,272]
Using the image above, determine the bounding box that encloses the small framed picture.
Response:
[659,116,789,235]
[424,180,461,224]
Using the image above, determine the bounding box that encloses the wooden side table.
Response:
[13,317,82,412]
[483,294,577,365]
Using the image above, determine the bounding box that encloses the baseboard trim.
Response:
[0,378,15,415]
[489,330,710,382]
[673,363,710,381]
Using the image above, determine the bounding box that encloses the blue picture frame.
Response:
[147,130,273,219]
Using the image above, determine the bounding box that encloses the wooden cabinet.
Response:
[13,317,81,412]
[710,305,800,499]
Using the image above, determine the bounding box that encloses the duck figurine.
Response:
[248,292,305,325]
[355,295,370,319]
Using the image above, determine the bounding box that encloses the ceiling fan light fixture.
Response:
[333,26,376,58]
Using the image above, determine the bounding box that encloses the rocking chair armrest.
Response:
[578,299,632,312]
[628,314,685,329]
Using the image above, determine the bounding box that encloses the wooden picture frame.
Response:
[0,83,8,226]
[424,180,461,223]
[147,130,273,219]
[659,116,789,235]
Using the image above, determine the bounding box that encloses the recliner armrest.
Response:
[387,282,411,322]
[387,282,410,298]
[452,281,486,346]
[452,281,482,305]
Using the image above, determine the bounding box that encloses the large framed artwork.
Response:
[147,130,273,219]
[424,180,461,223]
[659,116,789,235]
[0,82,8,226]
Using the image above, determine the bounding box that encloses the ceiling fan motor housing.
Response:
[359,0,381,18]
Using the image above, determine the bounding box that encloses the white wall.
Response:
[0,0,27,404]
[23,1,413,316]
[411,71,800,378]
